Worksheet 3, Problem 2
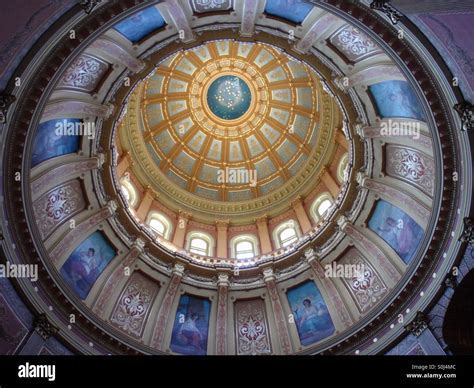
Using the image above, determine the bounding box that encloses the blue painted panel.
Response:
[60,231,116,300]
[170,294,211,355]
[369,80,425,121]
[368,200,424,264]
[31,119,81,167]
[264,0,313,24]
[287,281,335,346]
[113,6,166,43]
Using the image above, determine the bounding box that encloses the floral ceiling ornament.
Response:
[370,1,403,25]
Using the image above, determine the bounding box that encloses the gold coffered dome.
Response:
[119,40,343,222]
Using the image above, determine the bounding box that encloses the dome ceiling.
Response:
[119,40,342,218]
[1,0,469,358]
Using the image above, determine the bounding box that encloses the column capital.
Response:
[96,153,105,168]
[337,215,349,231]
[132,237,145,252]
[304,247,318,262]
[255,214,268,224]
[217,273,230,287]
[291,196,304,208]
[107,200,118,213]
[172,262,186,276]
[215,220,230,228]
[177,210,192,221]
[262,268,275,282]
[356,172,367,186]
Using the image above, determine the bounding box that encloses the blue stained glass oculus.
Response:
[113,6,166,43]
[206,75,252,120]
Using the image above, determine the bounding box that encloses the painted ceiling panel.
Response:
[207,139,223,161]
[215,40,230,56]
[146,74,165,95]
[195,186,220,200]
[199,164,221,184]
[296,87,313,109]
[154,129,176,155]
[265,66,287,83]
[166,169,188,189]
[271,88,292,103]
[260,177,285,195]
[276,139,298,164]
[191,45,212,62]
[288,154,308,176]
[145,103,165,128]
[168,78,189,93]
[172,117,194,138]
[260,124,280,145]
[139,41,325,201]
[293,114,311,140]
[254,48,275,68]
[228,141,244,162]
[254,158,277,179]
[175,57,197,75]
[226,190,253,202]
[330,25,381,63]
[188,130,206,153]
[264,0,314,24]
[167,100,188,116]
[113,5,166,43]
[237,43,252,58]
[369,80,426,121]
[307,122,320,147]
[146,143,162,165]
[173,152,195,175]
[269,107,290,127]
[246,135,265,157]
[287,60,308,79]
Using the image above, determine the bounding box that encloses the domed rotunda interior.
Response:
[0,0,473,358]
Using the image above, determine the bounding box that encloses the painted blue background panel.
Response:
[264,0,314,24]
[31,119,81,167]
[170,294,211,355]
[369,80,426,121]
[113,6,166,43]
[60,231,116,300]
[287,281,335,346]
[368,200,424,264]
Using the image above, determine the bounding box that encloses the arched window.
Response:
[230,235,259,259]
[146,212,172,239]
[337,153,349,184]
[120,178,138,208]
[187,232,214,257]
[190,238,208,255]
[273,221,300,249]
[310,193,334,223]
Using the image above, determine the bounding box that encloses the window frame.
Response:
[230,234,259,259]
[310,193,334,223]
[186,231,214,257]
[146,211,173,240]
[120,178,139,208]
[273,220,301,249]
